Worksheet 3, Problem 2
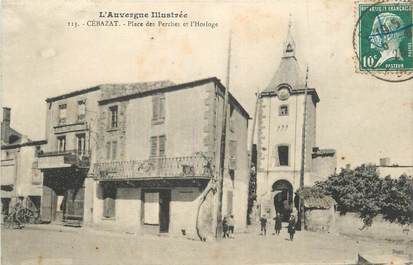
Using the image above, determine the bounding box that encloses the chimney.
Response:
[3,107,11,126]
[379,157,391,167]
[2,107,11,143]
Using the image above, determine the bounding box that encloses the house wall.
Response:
[304,207,335,232]
[92,80,250,235]
[16,145,43,197]
[44,90,100,165]
[311,154,337,185]
[335,212,412,242]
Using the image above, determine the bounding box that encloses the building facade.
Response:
[37,87,100,226]
[1,107,46,219]
[256,27,336,221]
[90,77,250,239]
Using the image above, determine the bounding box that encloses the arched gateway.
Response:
[272,180,293,222]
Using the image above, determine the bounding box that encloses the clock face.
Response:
[278,88,290,101]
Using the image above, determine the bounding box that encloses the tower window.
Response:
[278,145,289,166]
[279,105,289,116]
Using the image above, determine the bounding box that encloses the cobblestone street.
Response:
[2,225,411,265]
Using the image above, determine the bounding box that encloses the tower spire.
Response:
[283,14,296,58]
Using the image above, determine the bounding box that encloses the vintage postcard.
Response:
[1,0,412,265]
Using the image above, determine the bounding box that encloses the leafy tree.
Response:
[314,164,412,226]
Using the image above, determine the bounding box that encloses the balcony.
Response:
[37,149,90,169]
[94,155,213,181]
[54,122,88,135]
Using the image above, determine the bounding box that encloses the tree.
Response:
[314,164,412,226]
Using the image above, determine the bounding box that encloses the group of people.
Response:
[260,212,296,241]
[222,214,235,238]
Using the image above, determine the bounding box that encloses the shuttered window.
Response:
[150,136,157,157]
[152,94,165,122]
[158,136,166,157]
[103,184,116,218]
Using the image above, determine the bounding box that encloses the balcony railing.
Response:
[54,122,88,134]
[37,149,90,169]
[94,155,213,181]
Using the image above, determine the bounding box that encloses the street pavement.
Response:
[1,225,411,265]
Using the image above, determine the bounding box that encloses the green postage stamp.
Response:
[357,1,412,73]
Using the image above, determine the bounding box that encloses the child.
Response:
[288,215,296,241]
[260,214,267,236]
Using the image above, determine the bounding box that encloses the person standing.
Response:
[222,216,229,238]
[260,214,267,236]
[274,212,282,235]
[227,214,235,238]
[288,214,296,241]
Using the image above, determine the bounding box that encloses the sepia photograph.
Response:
[1,0,412,264]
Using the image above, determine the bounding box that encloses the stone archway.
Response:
[272,180,293,222]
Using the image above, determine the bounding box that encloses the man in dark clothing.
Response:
[222,217,229,238]
[288,215,296,240]
[260,214,267,236]
[274,212,282,235]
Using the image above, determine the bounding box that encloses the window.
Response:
[57,136,66,153]
[278,145,289,166]
[58,104,67,125]
[158,136,166,157]
[279,105,288,116]
[76,134,86,156]
[102,184,116,218]
[152,94,165,122]
[109,106,118,128]
[106,141,117,160]
[150,135,166,157]
[77,100,86,121]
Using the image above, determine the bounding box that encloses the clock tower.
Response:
[255,24,321,221]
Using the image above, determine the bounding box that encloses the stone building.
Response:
[37,87,100,226]
[1,107,46,219]
[91,77,250,239]
[255,26,336,221]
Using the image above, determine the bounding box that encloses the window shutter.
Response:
[152,96,159,120]
[158,136,166,157]
[159,96,165,119]
[150,136,157,157]
[112,141,117,160]
[106,142,111,160]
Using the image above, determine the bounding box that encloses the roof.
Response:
[264,57,304,93]
[98,77,250,119]
[46,86,100,103]
[1,122,23,145]
[312,148,336,158]
[304,196,336,209]
[1,139,47,150]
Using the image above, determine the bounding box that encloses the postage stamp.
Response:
[356,1,412,74]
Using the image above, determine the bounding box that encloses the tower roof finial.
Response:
[283,14,295,58]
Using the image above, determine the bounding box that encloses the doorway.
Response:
[142,189,171,233]
[159,190,171,233]
[272,180,293,222]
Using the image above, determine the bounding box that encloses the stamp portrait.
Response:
[357,1,412,73]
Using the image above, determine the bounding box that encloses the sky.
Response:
[2,0,412,168]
